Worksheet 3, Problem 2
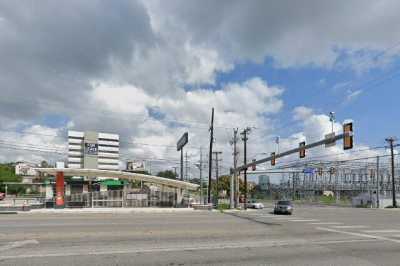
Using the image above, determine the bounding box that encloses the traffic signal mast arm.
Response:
[237,130,352,172]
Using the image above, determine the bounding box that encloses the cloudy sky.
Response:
[1,1,400,179]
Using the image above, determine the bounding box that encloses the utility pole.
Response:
[199,147,203,204]
[230,128,239,208]
[185,152,188,181]
[208,108,214,204]
[376,156,380,208]
[386,137,397,208]
[213,151,222,205]
[180,147,184,181]
[240,127,251,210]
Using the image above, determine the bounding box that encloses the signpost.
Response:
[177,132,188,181]
[325,133,336,148]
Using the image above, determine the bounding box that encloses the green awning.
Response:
[101,179,127,186]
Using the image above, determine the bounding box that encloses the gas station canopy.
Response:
[34,168,199,191]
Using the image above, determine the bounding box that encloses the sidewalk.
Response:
[20,207,196,214]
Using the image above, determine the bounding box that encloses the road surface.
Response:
[1,206,400,265]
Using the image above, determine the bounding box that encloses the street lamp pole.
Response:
[329,112,335,133]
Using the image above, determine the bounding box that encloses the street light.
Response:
[329,112,335,133]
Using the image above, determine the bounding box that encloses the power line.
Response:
[0,129,206,151]
[0,97,238,130]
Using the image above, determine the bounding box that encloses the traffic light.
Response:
[271,152,276,166]
[343,122,353,150]
[299,141,306,158]
[251,159,256,171]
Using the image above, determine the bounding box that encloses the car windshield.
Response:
[277,201,291,205]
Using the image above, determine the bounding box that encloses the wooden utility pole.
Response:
[386,137,397,208]
[208,108,214,204]
[230,128,239,208]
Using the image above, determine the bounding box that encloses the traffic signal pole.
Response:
[236,130,353,172]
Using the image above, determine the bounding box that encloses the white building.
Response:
[68,131,119,170]
[15,161,37,176]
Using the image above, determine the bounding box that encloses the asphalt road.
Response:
[1,206,400,265]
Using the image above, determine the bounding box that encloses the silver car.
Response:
[274,200,293,215]
[247,200,264,209]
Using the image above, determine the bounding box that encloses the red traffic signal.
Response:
[343,122,353,150]
[271,152,276,166]
[299,141,306,158]
[251,159,256,171]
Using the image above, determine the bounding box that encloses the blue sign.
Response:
[85,143,98,155]
[303,168,315,174]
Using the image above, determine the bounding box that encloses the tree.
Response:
[157,170,177,180]
[40,161,51,168]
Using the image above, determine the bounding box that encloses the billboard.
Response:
[126,160,145,172]
[177,132,188,151]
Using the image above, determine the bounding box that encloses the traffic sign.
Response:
[325,132,336,148]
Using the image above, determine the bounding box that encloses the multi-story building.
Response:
[258,175,270,191]
[68,131,119,170]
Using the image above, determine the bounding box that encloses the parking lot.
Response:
[1,206,400,265]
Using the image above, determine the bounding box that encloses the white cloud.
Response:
[1,1,398,174]
[293,106,313,121]
[345,89,363,102]
[0,125,66,164]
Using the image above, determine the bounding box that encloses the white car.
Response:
[247,200,264,209]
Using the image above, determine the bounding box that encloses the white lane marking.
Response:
[363,230,400,234]
[331,225,369,229]
[290,219,319,222]
[309,222,343,225]
[0,238,378,260]
[316,227,400,244]
[271,217,298,220]
[0,240,39,252]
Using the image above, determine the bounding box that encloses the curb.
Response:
[0,211,18,215]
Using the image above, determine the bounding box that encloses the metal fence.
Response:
[64,189,184,208]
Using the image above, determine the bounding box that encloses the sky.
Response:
[1,0,400,180]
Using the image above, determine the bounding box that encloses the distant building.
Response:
[15,161,38,183]
[258,175,270,191]
[68,131,119,170]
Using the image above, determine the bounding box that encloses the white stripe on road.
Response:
[308,222,343,225]
[363,230,400,234]
[0,240,39,252]
[0,238,378,260]
[271,217,298,220]
[316,227,400,244]
[331,225,369,229]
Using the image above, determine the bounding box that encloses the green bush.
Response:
[217,203,230,211]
